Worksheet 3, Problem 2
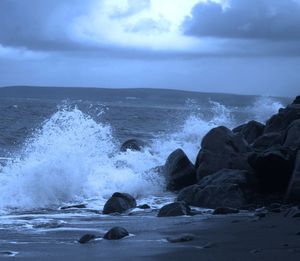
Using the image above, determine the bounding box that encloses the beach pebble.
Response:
[166,233,195,243]
[157,202,191,217]
[78,234,96,244]
[103,227,129,240]
[213,207,239,215]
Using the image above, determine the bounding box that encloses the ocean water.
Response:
[0,87,289,231]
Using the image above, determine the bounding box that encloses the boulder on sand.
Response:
[195,126,251,180]
[78,234,96,244]
[248,147,295,193]
[164,149,196,191]
[120,139,146,152]
[103,227,129,240]
[213,207,239,215]
[157,202,191,217]
[177,169,258,209]
[103,192,137,214]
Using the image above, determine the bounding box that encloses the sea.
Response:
[0,86,290,240]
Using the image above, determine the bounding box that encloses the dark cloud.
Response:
[0,0,89,50]
[184,0,300,40]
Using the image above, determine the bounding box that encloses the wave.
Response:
[0,97,283,211]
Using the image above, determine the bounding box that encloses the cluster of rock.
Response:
[164,96,300,209]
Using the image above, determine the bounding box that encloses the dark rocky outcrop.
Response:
[157,202,191,217]
[120,139,146,152]
[177,169,258,209]
[164,149,196,191]
[195,126,251,180]
[213,207,239,215]
[78,234,96,244]
[233,120,265,144]
[248,147,295,193]
[103,227,129,240]
[264,99,300,134]
[103,192,137,214]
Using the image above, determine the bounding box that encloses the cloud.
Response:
[183,0,300,40]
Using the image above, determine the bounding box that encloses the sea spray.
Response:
[0,97,284,211]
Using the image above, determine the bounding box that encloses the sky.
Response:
[0,0,300,97]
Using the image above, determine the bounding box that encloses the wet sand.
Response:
[0,211,299,260]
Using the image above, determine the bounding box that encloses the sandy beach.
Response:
[0,209,299,260]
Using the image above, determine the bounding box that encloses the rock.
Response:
[213,207,239,215]
[103,227,129,240]
[292,96,300,105]
[264,102,300,134]
[120,139,146,152]
[284,206,300,218]
[164,149,196,191]
[166,233,195,243]
[195,126,251,180]
[157,202,191,217]
[252,133,283,151]
[284,119,300,150]
[78,234,96,244]
[178,169,257,209]
[137,204,151,209]
[255,212,266,218]
[103,192,137,214]
[286,151,300,203]
[233,121,265,144]
[248,147,295,193]
[61,204,86,210]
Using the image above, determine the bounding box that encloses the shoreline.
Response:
[0,210,299,260]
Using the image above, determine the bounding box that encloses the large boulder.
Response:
[252,133,283,151]
[103,227,129,240]
[233,120,265,144]
[248,147,295,193]
[195,126,251,180]
[286,151,300,203]
[264,100,300,134]
[157,202,191,217]
[164,149,196,191]
[120,139,146,152]
[177,169,257,209]
[103,192,137,214]
[283,119,300,150]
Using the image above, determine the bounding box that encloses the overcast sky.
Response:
[0,0,299,97]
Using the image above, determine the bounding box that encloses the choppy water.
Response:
[0,87,289,230]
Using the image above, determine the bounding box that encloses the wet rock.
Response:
[79,234,96,244]
[157,202,191,217]
[103,227,129,240]
[164,149,196,191]
[284,206,300,218]
[264,102,300,134]
[166,233,195,243]
[284,119,300,150]
[103,192,137,214]
[178,169,257,209]
[137,204,151,209]
[61,204,86,210]
[248,147,295,193]
[195,126,251,180]
[120,139,146,152]
[252,133,283,151]
[286,151,300,203]
[233,120,265,144]
[213,207,239,215]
